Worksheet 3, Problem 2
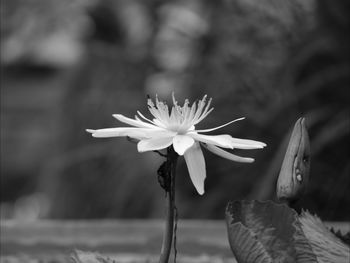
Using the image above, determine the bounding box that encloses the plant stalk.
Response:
[159,148,178,263]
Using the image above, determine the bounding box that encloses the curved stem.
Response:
[159,148,178,263]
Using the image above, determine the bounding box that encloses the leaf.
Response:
[225,200,317,263]
[299,211,350,263]
[70,250,115,263]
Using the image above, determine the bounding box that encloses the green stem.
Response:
[159,147,178,263]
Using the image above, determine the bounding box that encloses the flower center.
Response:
[147,94,213,134]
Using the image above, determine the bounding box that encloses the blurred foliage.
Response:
[1,0,349,220]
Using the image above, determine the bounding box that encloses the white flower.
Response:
[87,94,266,195]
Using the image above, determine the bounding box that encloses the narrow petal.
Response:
[153,118,167,128]
[230,138,267,149]
[202,143,254,163]
[137,137,173,152]
[113,114,160,129]
[137,110,159,126]
[184,142,206,195]
[172,135,195,156]
[189,133,234,149]
[195,117,245,133]
[86,127,173,140]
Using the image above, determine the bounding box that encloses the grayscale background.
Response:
[1,0,349,222]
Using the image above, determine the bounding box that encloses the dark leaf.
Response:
[225,200,317,263]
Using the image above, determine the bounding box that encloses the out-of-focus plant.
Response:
[0,0,91,67]
[1,0,348,221]
[184,0,349,220]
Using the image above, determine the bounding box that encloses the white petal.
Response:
[86,127,173,140]
[202,143,254,163]
[195,117,245,133]
[113,114,159,129]
[153,118,167,128]
[172,135,195,156]
[189,133,234,149]
[230,138,267,149]
[184,142,206,195]
[137,137,173,152]
[137,110,159,126]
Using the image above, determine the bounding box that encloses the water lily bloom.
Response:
[87,95,266,195]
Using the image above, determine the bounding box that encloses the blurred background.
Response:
[1,0,349,221]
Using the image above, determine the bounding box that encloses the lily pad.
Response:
[298,211,350,263]
[225,200,317,263]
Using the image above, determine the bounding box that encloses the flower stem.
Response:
[159,147,178,263]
